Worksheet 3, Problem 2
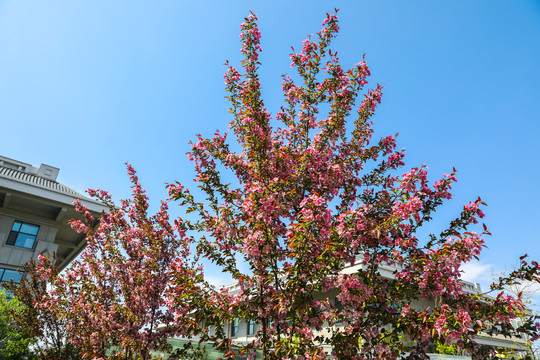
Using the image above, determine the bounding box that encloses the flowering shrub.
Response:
[9,165,215,360]
[63,165,218,359]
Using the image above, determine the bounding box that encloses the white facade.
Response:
[213,258,530,358]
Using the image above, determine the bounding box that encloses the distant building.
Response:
[170,258,531,359]
[0,155,106,285]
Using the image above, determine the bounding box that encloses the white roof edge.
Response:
[0,173,106,213]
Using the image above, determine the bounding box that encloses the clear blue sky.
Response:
[1,1,539,291]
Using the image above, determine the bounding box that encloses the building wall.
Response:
[0,213,59,277]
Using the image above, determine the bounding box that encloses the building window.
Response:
[0,268,22,284]
[231,318,239,337]
[247,320,256,335]
[0,268,22,299]
[6,221,39,249]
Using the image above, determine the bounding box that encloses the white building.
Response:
[0,155,106,285]
[187,258,531,359]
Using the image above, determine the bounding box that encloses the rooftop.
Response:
[0,155,102,210]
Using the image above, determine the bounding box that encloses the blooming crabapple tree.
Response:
[168,10,540,360]
[54,165,211,360]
